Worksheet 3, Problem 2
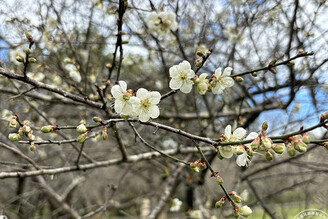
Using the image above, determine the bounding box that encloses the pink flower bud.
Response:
[251,138,260,150]
[293,140,307,153]
[9,133,20,142]
[9,118,18,128]
[194,57,203,67]
[77,133,87,144]
[215,197,226,208]
[273,144,284,154]
[262,137,272,149]
[93,116,103,123]
[302,133,310,144]
[189,162,199,173]
[320,112,328,122]
[287,144,296,157]
[22,125,31,134]
[102,126,108,140]
[323,142,328,150]
[30,142,36,151]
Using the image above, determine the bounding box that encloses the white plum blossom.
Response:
[195,73,209,95]
[147,11,178,36]
[134,88,161,122]
[219,125,247,159]
[65,63,81,83]
[169,61,195,93]
[240,205,253,218]
[211,67,234,94]
[170,198,182,212]
[111,81,140,115]
[27,72,45,82]
[236,132,258,167]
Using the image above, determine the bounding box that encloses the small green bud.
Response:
[265,151,273,161]
[252,72,258,77]
[287,61,295,66]
[30,142,36,151]
[240,205,253,218]
[198,161,207,171]
[28,133,36,141]
[262,121,269,131]
[77,133,87,144]
[251,138,260,150]
[217,149,224,160]
[16,55,24,62]
[9,133,20,142]
[93,117,103,123]
[293,140,307,153]
[25,32,33,42]
[9,118,18,128]
[215,197,226,208]
[196,50,205,57]
[287,144,296,157]
[273,144,284,154]
[28,57,37,63]
[106,63,112,69]
[215,175,223,185]
[77,124,87,134]
[262,137,272,149]
[234,76,244,82]
[302,133,310,144]
[194,57,203,67]
[25,49,32,55]
[41,125,56,133]
[102,126,108,140]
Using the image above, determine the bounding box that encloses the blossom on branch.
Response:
[236,132,258,167]
[211,67,234,94]
[134,88,161,122]
[169,61,195,93]
[111,81,140,115]
[147,11,178,36]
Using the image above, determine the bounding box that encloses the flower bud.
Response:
[293,140,307,153]
[217,149,224,160]
[30,142,36,151]
[77,124,87,134]
[234,76,244,82]
[18,127,24,137]
[287,61,295,66]
[196,50,205,57]
[234,207,240,218]
[215,197,226,208]
[194,57,203,67]
[93,116,103,123]
[28,133,36,141]
[25,32,33,42]
[16,55,24,62]
[189,162,199,173]
[240,205,252,218]
[106,63,112,69]
[273,144,284,154]
[9,118,18,128]
[262,137,272,149]
[230,191,242,203]
[9,133,20,142]
[102,126,108,140]
[77,133,87,144]
[41,125,56,133]
[251,138,260,150]
[122,40,129,44]
[287,144,296,157]
[215,175,223,185]
[22,125,31,134]
[265,151,273,161]
[302,133,310,144]
[28,57,37,63]
[25,49,32,55]
[262,121,269,131]
[252,72,258,77]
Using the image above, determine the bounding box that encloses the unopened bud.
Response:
[298,49,307,55]
[9,118,18,128]
[196,50,205,57]
[77,133,87,144]
[93,116,103,123]
[217,149,224,160]
[262,121,269,131]
[198,161,207,170]
[302,133,310,144]
[195,57,203,67]
[240,205,253,218]
[234,207,240,218]
[215,197,226,208]
[25,32,33,42]
[269,67,277,74]
[215,175,223,185]
[106,63,112,69]
[234,76,244,82]
[24,49,32,54]
[287,61,295,66]
[320,112,328,122]
[293,140,307,153]
[122,40,129,44]
[287,144,296,157]
[28,133,36,141]
[9,133,20,142]
[262,137,272,149]
[22,125,31,134]
[16,55,24,62]
[77,124,87,134]
[273,144,284,154]
[30,142,36,151]
[41,125,56,133]
[252,72,258,77]
[265,151,273,161]
[102,126,108,140]
[28,57,37,63]
[230,191,242,203]
[189,162,199,173]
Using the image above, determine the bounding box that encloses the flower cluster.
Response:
[147,11,178,36]
[169,60,235,96]
[111,81,161,122]
[217,124,258,167]
[8,116,36,151]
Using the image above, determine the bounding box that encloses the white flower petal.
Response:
[179,60,191,70]
[129,96,140,105]
[118,81,127,92]
[148,91,161,104]
[114,99,124,113]
[225,125,231,139]
[149,105,160,119]
[121,102,133,115]
[111,85,123,99]
[199,73,208,79]
[212,86,223,94]
[214,68,222,78]
[169,78,183,90]
[246,132,258,140]
[236,153,247,167]
[233,127,246,140]
[223,67,233,76]
[222,77,234,88]
[187,69,195,78]
[139,110,151,122]
[136,88,149,99]
[169,66,179,78]
[179,81,193,93]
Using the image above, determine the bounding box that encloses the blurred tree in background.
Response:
[0,0,328,218]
